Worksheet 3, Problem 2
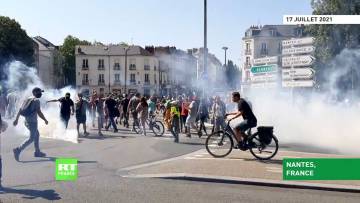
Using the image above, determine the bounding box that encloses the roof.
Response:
[33,36,56,48]
[76,45,152,56]
[243,25,302,39]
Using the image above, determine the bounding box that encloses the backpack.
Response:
[257,126,273,145]
[19,98,35,117]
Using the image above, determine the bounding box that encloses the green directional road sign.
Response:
[250,64,278,74]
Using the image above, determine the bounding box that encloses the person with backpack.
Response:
[75,93,89,137]
[13,87,48,161]
[0,114,8,188]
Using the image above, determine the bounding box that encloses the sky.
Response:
[0,0,312,65]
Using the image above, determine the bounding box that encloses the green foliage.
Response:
[0,16,34,79]
[225,60,241,89]
[59,35,91,86]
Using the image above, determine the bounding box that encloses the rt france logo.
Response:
[55,158,78,181]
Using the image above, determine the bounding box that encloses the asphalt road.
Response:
[1,124,359,202]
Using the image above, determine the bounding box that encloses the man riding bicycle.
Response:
[225,92,257,150]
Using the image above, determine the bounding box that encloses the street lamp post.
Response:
[222,47,228,67]
[104,46,111,93]
[124,46,130,94]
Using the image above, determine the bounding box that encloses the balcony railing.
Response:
[82,80,89,85]
[245,49,252,55]
[98,66,105,70]
[130,81,136,85]
[81,66,89,70]
[129,64,136,70]
[260,49,269,56]
[144,65,150,70]
[113,64,121,70]
[144,81,150,85]
[114,81,121,85]
[244,63,252,68]
[98,81,105,86]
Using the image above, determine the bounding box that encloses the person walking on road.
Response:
[47,92,74,129]
[128,93,141,130]
[13,87,48,161]
[105,94,118,133]
[95,93,105,136]
[197,98,209,137]
[212,96,226,133]
[136,97,148,136]
[121,94,130,128]
[170,100,180,143]
[180,97,190,133]
[75,93,89,137]
[185,97,200,138]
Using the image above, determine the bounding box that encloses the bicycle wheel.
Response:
[249,133,279,160]
[151,121,165,136]
[205,131,234,158]
[133,121,142,134]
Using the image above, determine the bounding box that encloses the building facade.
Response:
[33,36,64,88]
[145,46,197,96]
[75,45,161,96]
[241,25,304,87]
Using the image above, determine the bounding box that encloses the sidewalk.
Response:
[120,148,360,191]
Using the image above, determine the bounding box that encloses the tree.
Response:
[306,0,360,93]
[225,60,241,89]
[59,35,91,86]
[0,16,34,80]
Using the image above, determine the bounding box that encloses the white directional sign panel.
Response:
[251,82,277,88]
[282,68,315,80]
[282,37,314,47]
[282,55,315,67]
[282,46,315,55]
[251,74,277,82]
[282,80,315,87]
[253,56,278,65]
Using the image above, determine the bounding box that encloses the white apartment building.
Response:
[241,25,304,87]
[33,36,63,88]
[75,45,162,96]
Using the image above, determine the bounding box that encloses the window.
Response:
[270,29,276,36]
[145,74,150,84]
[130,74,136,84]
[260,43,268,55]
[144,59,150,70]
[114,59,120,70]
[82,74,89,85]
[154,65,157,71]
[129,58,136,70]
[98,74,105,85]
[115,74,120,82]
[82,59,88,69]
[98,59,105,70]
[245,43,251,55]
[278,42,282,53]
[297,28,303,37]
[154,74,157,84]
[245,57,250,66]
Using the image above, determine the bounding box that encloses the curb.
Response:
[123,173,360,193]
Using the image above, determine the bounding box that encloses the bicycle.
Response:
[133,114,165,136]
[205,120,279,160]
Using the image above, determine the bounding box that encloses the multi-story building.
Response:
[145,46,197,96]
[75,45,161,96]
[241,25,304,86]
[33,36,64,88]
[189,48,224,86]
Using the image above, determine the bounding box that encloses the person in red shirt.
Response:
[180,96,190,133]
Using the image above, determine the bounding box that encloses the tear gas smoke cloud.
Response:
[3,61,78,143]
[246,48,360,155]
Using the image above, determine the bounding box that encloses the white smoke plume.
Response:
[245,49,360,155]
[3,61,78,143]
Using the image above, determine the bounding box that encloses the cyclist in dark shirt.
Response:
[225,92,257,149]
[47,92,74,128]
